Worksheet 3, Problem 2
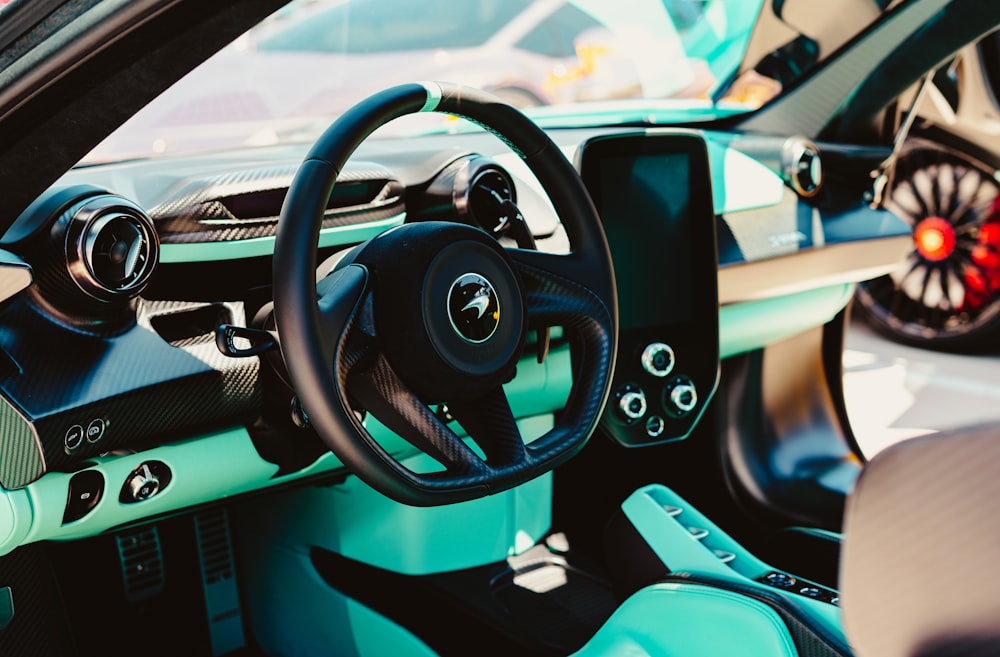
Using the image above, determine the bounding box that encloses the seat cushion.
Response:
[573,582,798,657]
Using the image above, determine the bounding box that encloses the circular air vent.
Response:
[781,137,823,197]
[65,197,159,302]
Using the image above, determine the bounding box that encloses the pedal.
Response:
[116,527,165,602]
[194,509,245,656]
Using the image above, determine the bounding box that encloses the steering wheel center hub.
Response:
[352,221,526,401]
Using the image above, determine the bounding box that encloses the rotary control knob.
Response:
[619,390,648,421]
[641,343,675,378]
[126,463,160,502]
[119,461,172,504]
[663,376,698,417]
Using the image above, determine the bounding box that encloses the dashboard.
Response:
[0,125,912,554]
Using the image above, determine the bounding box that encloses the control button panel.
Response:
[63,469,105,523]
[758,571,839,606]
[640,342,675,378]
[600,330,717,446]
[119,461,172,504]
[64,416,108,454]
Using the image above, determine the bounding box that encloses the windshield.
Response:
[72,0,764,163]
[0,0,914,165]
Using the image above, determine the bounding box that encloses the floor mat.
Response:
[489,541,618,653]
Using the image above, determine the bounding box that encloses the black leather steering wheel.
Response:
[273,82,617,506]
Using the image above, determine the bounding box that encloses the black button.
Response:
[763,572,797,589]
[645,416,665,437]
[799,586,823,598]
[63,470,104,523]
[86,418,106,443]
[64,425,85,452]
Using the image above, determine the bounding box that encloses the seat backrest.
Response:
[841,425,1000,657]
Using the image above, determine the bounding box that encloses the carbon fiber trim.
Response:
[148,161,404,244]
[0,391,44,490]
[0,298,260,488]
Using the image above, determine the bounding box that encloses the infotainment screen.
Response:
[597,152,693,328]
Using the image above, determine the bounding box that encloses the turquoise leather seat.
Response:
[574,581,799,657]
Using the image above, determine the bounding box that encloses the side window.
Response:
[516,4,604,58]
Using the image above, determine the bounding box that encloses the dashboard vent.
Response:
[89,214,153,291]
[116,527,165,602]
[148,162,404,244]
[781,136,823,197]
[65,196,159,302]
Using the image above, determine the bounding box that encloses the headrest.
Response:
[841,425,1000,657]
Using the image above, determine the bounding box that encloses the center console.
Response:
[607,484,845,642]
[579,131,719,446]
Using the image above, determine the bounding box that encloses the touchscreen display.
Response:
[597,153,693,329]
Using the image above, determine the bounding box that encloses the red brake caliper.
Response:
[962,197,1000,310]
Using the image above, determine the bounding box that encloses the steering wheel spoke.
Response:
[447,387,527,469]
[314,264,375,370]
[348,352,490,477]
[510,249,613,330]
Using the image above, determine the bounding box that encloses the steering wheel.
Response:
[273,82,617,506]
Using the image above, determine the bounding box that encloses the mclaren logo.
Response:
[448,273,500,343]
[461,295,491,319]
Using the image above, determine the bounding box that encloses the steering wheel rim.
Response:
[274,82,617,506]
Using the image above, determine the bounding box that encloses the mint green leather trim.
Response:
[720,283,854,359]
[159,213,405,263]
[0,341,569,557]
[5,418,552,563]
[20,427,284,546]
[573,582,797,657]
[0,490,19,547]
[706,140,785,214]
[417,81,442,113]
[622,484,772,580]
[246,417,554,576]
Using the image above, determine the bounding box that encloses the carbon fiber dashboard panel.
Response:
[0,299,260,489]
[0,393,44,491]
[148,161,404,243]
